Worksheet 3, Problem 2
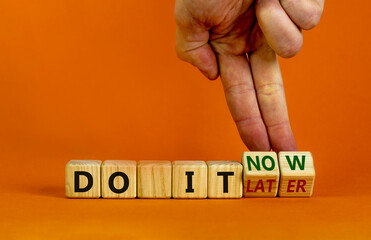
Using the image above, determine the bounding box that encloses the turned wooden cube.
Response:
[101,160,137,198]
[207,161,243,198]
[278,152,315,197]
[241,152,279,197]
[65,160,102,198]
[137,160,172,198]
[172,161,207,198]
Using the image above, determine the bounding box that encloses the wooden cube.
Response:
[207,161,242,198]
[101,160,137,198]
[278,152,315,197]
[241,151,279,197]
[65,160,102,198]
[137,160,172,198]
[172,161,207,198]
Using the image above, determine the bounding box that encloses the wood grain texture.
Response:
[137,160,172,198]
[241,152,279,197]
[101,160,137,198]
[278,152,315,197]
[65,160,101,198]
[172,161,207,198]
[207,161,242,198]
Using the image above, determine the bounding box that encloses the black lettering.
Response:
[217,172,234,193]
[74,171,93,192]
[109,172,129,194]
[185,171,194,193]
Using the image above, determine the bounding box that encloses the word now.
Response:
[65,151,315,198]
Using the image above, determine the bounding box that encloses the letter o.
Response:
[109,172,129,194]
[262,156,275,171]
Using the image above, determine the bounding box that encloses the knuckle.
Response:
[301,5,323,30]
[281,0,296,12]
[278,37,303,58]
[281,0,323,30]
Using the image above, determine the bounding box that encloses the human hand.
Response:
[175,0,324,151]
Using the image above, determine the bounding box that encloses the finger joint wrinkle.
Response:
[224,82,255,96]
[256,82,283,96]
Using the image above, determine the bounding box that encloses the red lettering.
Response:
[254,179,264,192]
[296,180,306,192]
[287,180,296,192]
[246,180,254,192]
[266,179,276,192]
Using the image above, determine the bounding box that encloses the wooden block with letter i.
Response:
[65,160,102,198]
[207,161,243,198]
[173,161,207,198]
[242,151,279,197]
[138,161,172,198]
[101,160,137,198]
[278,152,315,197]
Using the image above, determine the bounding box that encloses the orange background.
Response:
[0,1,370,239]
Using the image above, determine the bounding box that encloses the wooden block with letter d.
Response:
[207,161,243,198]
[101,160,137,198]
[65,160,102,198]
[278,152,315,197]
[241,151,279,197]
[172,161,207,198]
[138,160,172,198]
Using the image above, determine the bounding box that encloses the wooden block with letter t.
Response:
[65,160,102,198]
[101,160,137,198]
[172,161,207,198]
[138,161,172,198]
[278,152,315,197]
[207,161,243,198]
[241,151,279,197]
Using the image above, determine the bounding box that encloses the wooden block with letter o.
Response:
[101,160,137,198]
[172,161,207,198]
[242,151,279,197]
[207,161,243,198]
[278,152,315,197]
[65,160,102,198]
[138,160,172,198]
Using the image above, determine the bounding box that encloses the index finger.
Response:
[218,53,271,151]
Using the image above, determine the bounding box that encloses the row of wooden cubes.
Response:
[65,151,315,198]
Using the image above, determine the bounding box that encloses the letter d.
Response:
[74,171,93,192]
